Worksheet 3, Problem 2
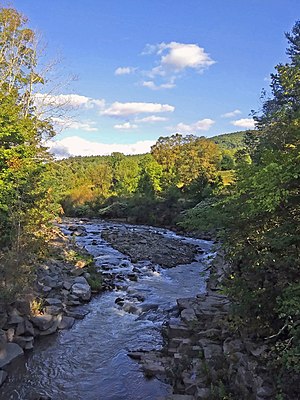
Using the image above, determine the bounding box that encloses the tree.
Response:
[0,6,57,300]
[181,22,300,396]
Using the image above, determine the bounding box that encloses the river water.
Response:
[0,220,213,400]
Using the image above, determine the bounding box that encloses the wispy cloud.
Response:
[115,42,215,90]
[102,101,175,117]
[142,80,176,90]
[35,93,105,110]
[114,122,138,130]
[221,109,241,118]
[169,118,215,133]
[47,136,156,158]
[52,117,98,132]
[135,115,168,123]
[115,66,137,75]
[231,118,255,129]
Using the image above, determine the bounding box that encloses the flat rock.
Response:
[0,343,24,368]
[45,298,62,306]
[65,309,88,320]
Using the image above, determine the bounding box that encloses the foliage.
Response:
[181,21,300,396]
[0,6,57,301]
[52,135,224,226]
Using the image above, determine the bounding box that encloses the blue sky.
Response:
[13,0,300,157]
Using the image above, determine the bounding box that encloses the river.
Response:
[0,220,213,400]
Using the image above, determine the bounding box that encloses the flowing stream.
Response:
[0,220,213,400]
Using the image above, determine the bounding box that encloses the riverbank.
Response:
[126,249,276,400]
[0,219,277,399]
[0,223,110,390]
[0,219,211,399]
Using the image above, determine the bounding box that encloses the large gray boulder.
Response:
[71,283,91,301]
[0,343,24,368]
[31,314,54,331]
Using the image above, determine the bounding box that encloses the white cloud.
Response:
[169,118,215,133]
[115,66,136,75]
[142,80,176,90]
[114,122,138,130]
[221,109,241,118]
[52,117,98,132]
[136,115,168,123]
[35,93,105,110]
[102,101,175,117]
[145,42,215,75]
[47,136,155,158]
[231,118,256,129]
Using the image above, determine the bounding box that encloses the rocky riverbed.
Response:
[0,220,276,399]
[101,226,199,267]
[0,220,212,399]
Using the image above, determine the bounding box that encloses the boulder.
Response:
[31,314,54,331]
[39,319,59,336]
[0,343,24,368]
[166,324,191,339]
[14,299,31,315]
[71,283,91,301]
[74,276,89,285]
[15,320,35,336]
[45,298,62,306]
[7,309,24,325]
[122,302,142,315]
[40,275,62,289]
[44,306,62,316]
[181,308,197,323]
[13,335,34,350]
[63,281,72,290]
[65,309,88,320]
[71,267,85,276]
[58,316,75,330]
[143,362,165,377]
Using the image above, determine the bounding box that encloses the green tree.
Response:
[181,22,300,396]
[0,6,56,300]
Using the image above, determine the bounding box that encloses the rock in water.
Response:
[0,343,24,368]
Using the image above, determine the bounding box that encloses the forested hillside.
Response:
[52,134,239,226]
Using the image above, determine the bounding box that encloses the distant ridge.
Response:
[209,130,254,150]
